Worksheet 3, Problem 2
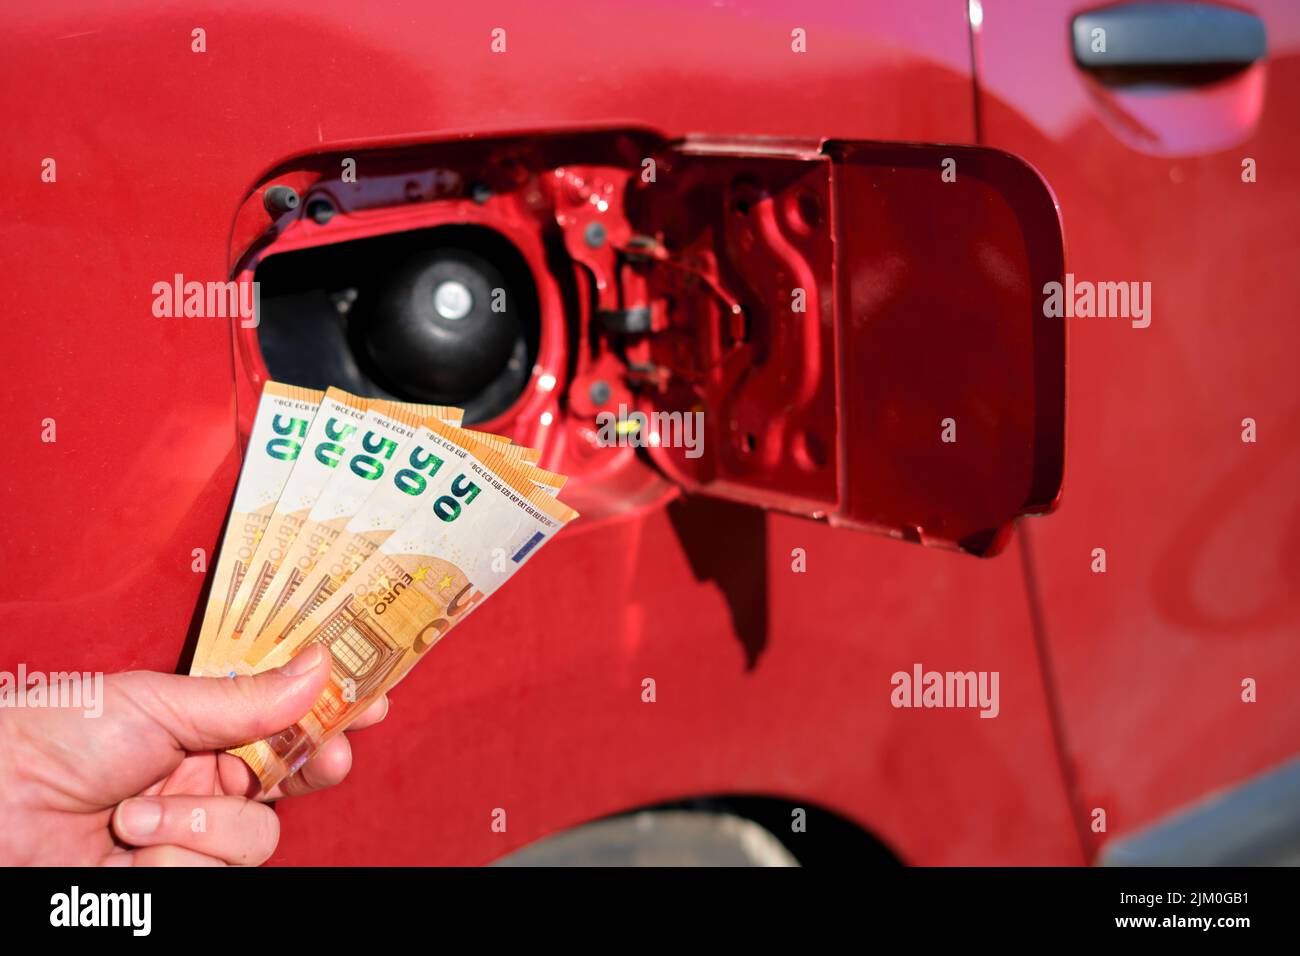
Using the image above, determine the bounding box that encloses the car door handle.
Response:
[1072,2,1266,73]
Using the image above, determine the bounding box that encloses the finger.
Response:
[217,697,385,799]
[267,735,353,800]
[114,644,331,753]
[346,695,390,731]
[111,795,280,866]
[102,845,227,867]
[219,726,361,800]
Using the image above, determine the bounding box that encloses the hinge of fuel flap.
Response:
[550,144,850,536]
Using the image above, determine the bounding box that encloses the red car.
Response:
[2,0,1295,867]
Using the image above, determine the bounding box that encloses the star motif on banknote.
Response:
[437,574,453,589]
[412,564,431,581]
[315,540,331,557]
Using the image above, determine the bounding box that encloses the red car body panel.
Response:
[977,0,1300,853]
[0,0,1290,865]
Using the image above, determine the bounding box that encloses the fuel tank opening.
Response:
[254,224,539,424]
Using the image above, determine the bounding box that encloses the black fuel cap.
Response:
[357,247,520,404]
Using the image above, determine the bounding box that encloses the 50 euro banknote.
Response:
[234,415,564,672]
[197,392,466,676]
[229,440,578,791]
[191,382,325,674]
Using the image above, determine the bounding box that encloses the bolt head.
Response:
[433,280,474,321]
[584,221,607,249]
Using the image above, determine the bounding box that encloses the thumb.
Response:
[116,645,331,753]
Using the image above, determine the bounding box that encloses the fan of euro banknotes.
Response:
[191,381,577,791]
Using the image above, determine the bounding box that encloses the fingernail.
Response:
[118,799,162,838]
[278,643,325,678]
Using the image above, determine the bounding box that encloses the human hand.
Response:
[0,645,387,866]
